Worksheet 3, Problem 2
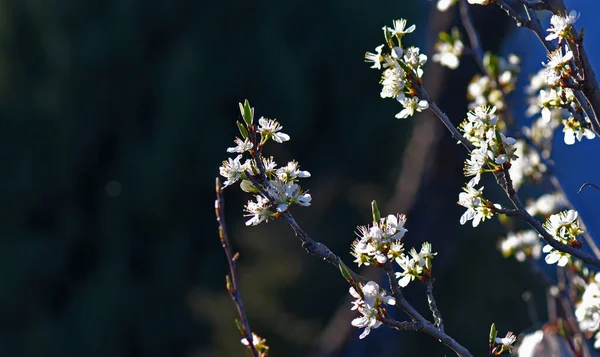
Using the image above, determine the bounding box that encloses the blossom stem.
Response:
[423,91,475,151]
[242,171,368,284]
[215,178,260,357]
[425,277,445,332]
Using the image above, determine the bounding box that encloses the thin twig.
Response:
[578,182,600,194]
[459,0,516,127]
[516,0,549,11]
[459,0,486,75]
[551,177,600,260]
[423,91,474,151]
[215,178,259,357]
[425,277,445,332]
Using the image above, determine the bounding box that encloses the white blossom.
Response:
[500,230,542,262]
[219,154,253,187]
[495,331,517,351]
[575,274,600,335]
[436,0,458,11]
[395,93,429,119]
[464,146,486,187]
[352,214,407,266]
[542,46,574,86]
[267,180,311,212]
[258,117,290,143]
[403,47,427,77]
[365,45,385,70]
[546,10,579,43]
[387,19,416,38]
[525,192,566,217]
[563,117,595,145]
[227,137,253,153]
[457,184,493,227]
[244,195,272,226]
[276,161,311,181]
[349,281,395,339]
[380,67,405,99]
[241,332,266,348]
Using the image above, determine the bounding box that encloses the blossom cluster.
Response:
[575,272,600,349]
[351,205,436,286]
[467,53,520,111]
[349,281,396,339]
[349,205,436,337]
[240,333,269,356]
[522,10,596,146]
[365,19,429,119]
[456,105,517,227]
[351,213,407,266]
[432,28,463,69]
[541,210,584,266]
[499,230,542,262]
[219,101,312,226]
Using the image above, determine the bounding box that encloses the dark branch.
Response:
[215,178,260,357]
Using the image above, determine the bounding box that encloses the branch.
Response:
[425,277,445,332]
[516,0,549,11]
[422,90,474,151]
[383,264,472,357]
[419,87,600,267]
[494,0,600,134]
[215,178,260,357]
[245,162,474,357]
[501,168,600,267]
[547,0,600,134]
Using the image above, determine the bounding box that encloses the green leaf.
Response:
[438,31,451,43]
[237,121,249,138]
[339,262,353,283]
[240,99,254,125]
[240,180,260,193]
[489,323,498,345]
[234,318,244,334]
[371,200,381,222]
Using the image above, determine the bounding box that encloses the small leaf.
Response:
[438,31,451,43]
[339,262,353,283]
[237,121,249,138]
[383,27,392,47]
[371,200,381,222]
[489,323,498,345]
[240,180,260,193]
[226,274,233,293]
[234,318,244,334]
[241,99,254,125]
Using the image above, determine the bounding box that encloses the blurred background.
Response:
[1,0,599,356]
